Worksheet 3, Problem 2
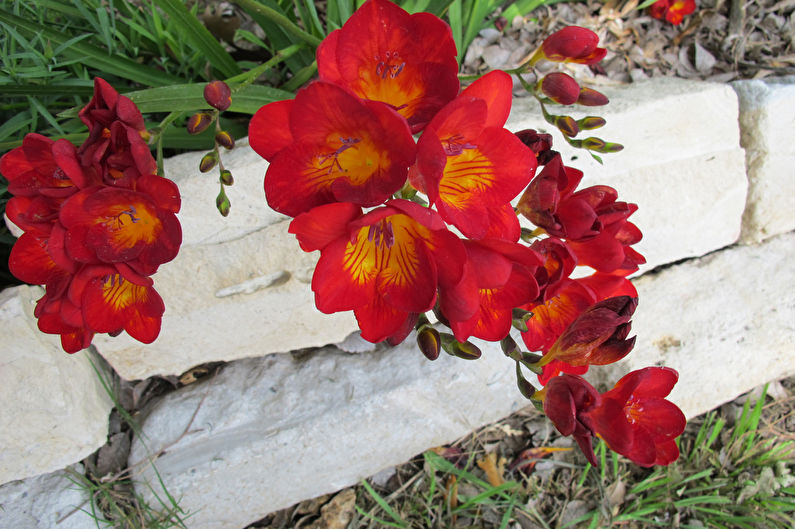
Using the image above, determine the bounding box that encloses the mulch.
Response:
[462,0,795,83]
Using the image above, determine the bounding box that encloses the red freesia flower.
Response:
[252,81,416,217]
[78,78,155,189]
[51,176,181,275]
[588,367,687,466]
[440,239,542,342]
[542,368,685,467]
[517,153,645,274]
[316,0,459,133]
[542,373,601,465]
[534,26,607,65]
[649,0,696,26]
[413,71,536,240]
[289,200,467,343]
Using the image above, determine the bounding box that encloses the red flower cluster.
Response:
[649,0,696,25]
[2,78,181,353]
[249,0,683,466]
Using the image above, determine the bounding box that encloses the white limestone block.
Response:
[162,141,285,246]
[0,286,113,485]
[129,340,525,529]
[507,77,748,273]
[731,76,795,243]
[589,231,795,419]
[128,232,794,528]
[0,465,102,529]
[93,219,358,380]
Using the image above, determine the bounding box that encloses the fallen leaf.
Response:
[476,452,506,487]
[308,489,356,529]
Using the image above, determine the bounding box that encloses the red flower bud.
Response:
[540,26,607,65]
[204,80,232,111]
[515,129,554,164]
[577,87,609,106]
[539,296,637,368]
[186,112,213,135]
[554,115,579,137]
[540,72,581,105]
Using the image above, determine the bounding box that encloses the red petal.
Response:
[459,70,513,129]
[289,202,362,252]
[249,99,294,162]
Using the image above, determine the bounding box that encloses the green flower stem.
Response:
[225,43,305,91]
[153,111,188,175]
[234,0,323,48]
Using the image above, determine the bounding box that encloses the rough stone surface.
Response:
[93,219,358,380]
[0,465,101,529]
[162,143,283,247]
[129,231,794,529]
[129,340,526,529]
[731,76,795,243]
[589,230,795,419]
[507,77,748,274]
[0,286,113,485]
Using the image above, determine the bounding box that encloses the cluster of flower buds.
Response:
[249,0,685,467]
[649,0,697,26]
[188,80,236,216]
[1,78,182,353]
[519,26,622,161]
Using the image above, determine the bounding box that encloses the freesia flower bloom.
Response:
[542,368,685,466]
[413,70,536,240]
[78,78,155,188]
[251,81,416,217]
[529,26,607,66]
[542,373,601,465]
[649,0,696,26]
[289,200,467,343]
[441,238,542,342]
[316,0,459,132]
[517,153,645,274]
[51,175,181,275]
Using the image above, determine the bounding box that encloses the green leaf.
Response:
[151,0,242,78]
[126,84,293,115]
[0,8,182,87]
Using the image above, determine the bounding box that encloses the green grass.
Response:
[340,382,795,529]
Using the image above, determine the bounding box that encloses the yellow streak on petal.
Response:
[102,274,147,311]
[439,148,494,209]
[303,134,391,189]
[341,214,431,289]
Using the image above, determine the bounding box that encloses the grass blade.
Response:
[151,0,241,78]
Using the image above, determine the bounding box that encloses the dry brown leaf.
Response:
[476,452,506,487]
[307,489,356,529]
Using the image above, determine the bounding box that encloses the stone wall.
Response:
[1,76,794,529]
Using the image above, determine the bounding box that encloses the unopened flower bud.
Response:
[515,129,555,164]
[539,26,607,65]
[554,115,579,137]
[583,137,623,153]
[200,151,219,173]
[511,308,534,332]
[500,335,520,357]
[577,87,609,106]
[216,187,231,217]
[540,72,581,105]
[187,112,213,135]
[204,80,232,111]
[577,116,606,130]
[417,326,441,361]
[220,169,234,186]
[442,336,482,360]
[215,130,235,150]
